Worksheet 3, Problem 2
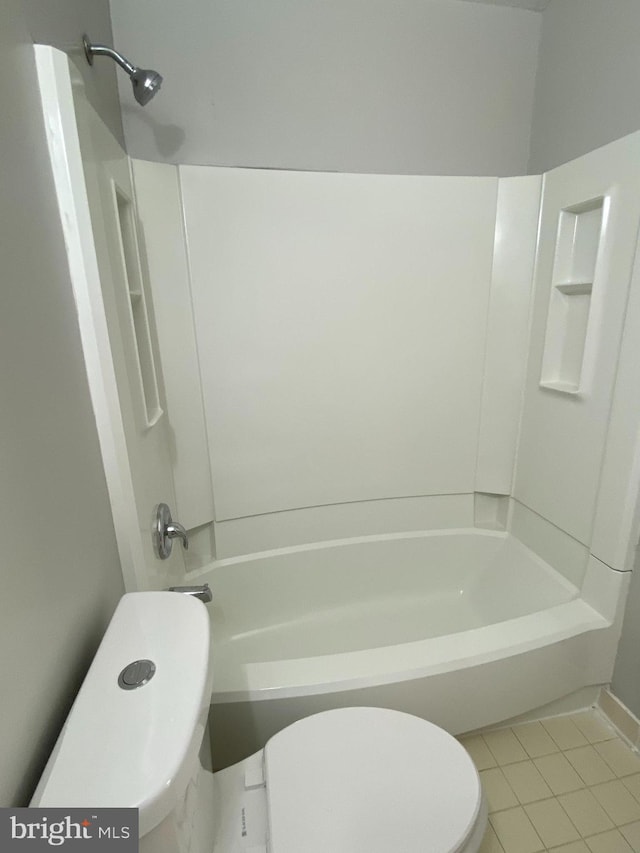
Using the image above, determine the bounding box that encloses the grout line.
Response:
[471,710,640,851]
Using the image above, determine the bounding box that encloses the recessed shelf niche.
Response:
[540,198,605,395]
[114,184,163,427]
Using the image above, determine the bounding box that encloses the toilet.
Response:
[31,592,487,852]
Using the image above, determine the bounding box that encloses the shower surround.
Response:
[131,132,640,764]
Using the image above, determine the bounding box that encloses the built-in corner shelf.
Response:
[540,198,605,396]
[114,184,163,428]
[554,281,593,297]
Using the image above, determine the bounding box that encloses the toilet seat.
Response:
[265,707,484,853]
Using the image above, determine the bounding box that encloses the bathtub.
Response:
[189,529,620,767]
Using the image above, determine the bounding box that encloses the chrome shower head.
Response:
[83,34,163,106]
[129,67,163,106]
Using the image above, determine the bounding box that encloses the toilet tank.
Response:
[31,592,213,844]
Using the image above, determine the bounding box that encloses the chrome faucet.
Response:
[167,583,213,604]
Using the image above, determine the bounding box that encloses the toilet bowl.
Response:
[31,592,486,852]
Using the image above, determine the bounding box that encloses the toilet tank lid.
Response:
[31,592,212,837]
[265,707,482,853]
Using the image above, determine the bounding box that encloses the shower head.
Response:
[83,34,163,106]
[129,67,163,106]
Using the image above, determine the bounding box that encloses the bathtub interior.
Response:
[196,530,578,668]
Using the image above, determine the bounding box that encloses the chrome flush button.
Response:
[118,659,156,690]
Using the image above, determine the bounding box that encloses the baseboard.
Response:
[598,687,640,747]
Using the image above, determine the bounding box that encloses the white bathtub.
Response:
[190,530,620,767]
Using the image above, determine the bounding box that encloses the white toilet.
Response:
[31,592,487,852]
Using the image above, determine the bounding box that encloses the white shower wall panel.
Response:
[181,167,498,520]
[475,175,541,496]
[514,132,640,550]
[131,159,214,531]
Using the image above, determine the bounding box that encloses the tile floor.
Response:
[459,709,640,853]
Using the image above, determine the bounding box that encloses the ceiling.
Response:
[461,0,550,11]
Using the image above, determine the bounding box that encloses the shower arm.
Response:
[83,37,136,77]
[82,34,162,106]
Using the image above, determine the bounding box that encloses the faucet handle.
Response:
[153,503,189,560]
[165,520,189,550]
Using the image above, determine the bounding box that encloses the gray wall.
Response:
[528,0,640,173]
[0,1,124,806]
[22,0,124,144]
[109,0,541,176]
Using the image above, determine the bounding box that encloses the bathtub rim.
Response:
[187,526,579,592]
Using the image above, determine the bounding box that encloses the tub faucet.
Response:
[167,583,213,604]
